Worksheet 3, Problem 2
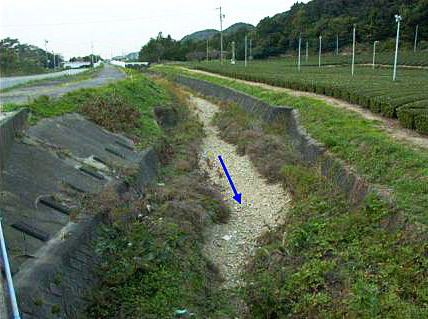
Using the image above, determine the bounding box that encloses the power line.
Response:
[2,9,213,28]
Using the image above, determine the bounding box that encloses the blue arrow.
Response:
[218,155,242,204]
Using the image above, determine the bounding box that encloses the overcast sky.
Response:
[1,0,307,60]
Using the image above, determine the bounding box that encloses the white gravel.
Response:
[191,96,291,289]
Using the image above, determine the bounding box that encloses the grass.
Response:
[78,77,237,318]
[210,98,428,319]
[0,65,103,93]
[3,70,168,147]
[156,65,428,225]
[185,59,428,134]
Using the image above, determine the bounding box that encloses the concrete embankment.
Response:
[176,75,370,205]
[0,111,158,318]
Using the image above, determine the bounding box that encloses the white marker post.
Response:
[318,36,322,68]
[298,35,301,72]
[372,41,379,69]
[306,40,308,62]
[232,41,236,64]
[245,35,248,67]
[206,39,209,62]
[414,24,419,53]
[352,24,356,77]
[393,15,402,81]
[336,34,339,55]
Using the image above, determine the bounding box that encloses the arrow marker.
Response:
[218,155,242,204]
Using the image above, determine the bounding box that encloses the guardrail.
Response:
[0,217,21,319]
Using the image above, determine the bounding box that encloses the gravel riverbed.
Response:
[191,96,291,289]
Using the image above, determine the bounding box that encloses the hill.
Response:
[181,29,218,42]
[181,23,254,42]
[140,0,427,62]
[224,22,254,34]
[253,0,428,58]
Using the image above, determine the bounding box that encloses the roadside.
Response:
[184,67,428,150]
[0,68,87,90]
[0,64,124,107]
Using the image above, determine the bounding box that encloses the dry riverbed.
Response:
[190,96,291,291]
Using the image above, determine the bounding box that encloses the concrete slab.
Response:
[0,111,159,318]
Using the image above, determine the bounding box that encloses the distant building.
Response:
[63,61,91,69]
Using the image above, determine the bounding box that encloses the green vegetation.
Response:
[0,37,63,76]
[156,65,428,224]
[211,98,428,319]
[3,70,167,147]
[185,61,428,134]
[252,0,428,59]
[5,71,238,317]
[137,0,427,64]
[83,78,236,318]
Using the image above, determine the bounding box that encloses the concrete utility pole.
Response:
[52,51,55,68]
[216,6,225,64]
[318,36,322,68]
[298,34,301,71]
[44,39,49,68]
[306,40,308,62]
[245,35,248,67]
[91,41,94,69]
[336,34,339,55]
[249,38,252,60]
[232,41,236,63]
[414,24,419,53]
[352,24,356,77]
[206,39,209,62]
[373,41,379,69]
[393,15,402,81]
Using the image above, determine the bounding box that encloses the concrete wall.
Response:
[1,111,160,318]
[0,109,28,172]
[175,75,370,205]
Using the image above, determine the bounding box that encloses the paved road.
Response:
[0,64,125,106]
[0,69,87,90]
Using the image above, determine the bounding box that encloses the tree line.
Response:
[139,0,428,62]
[0,37,64,76]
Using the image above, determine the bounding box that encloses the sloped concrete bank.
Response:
[0,111,158,318]
[176,75,369,205]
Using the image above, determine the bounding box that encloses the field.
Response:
[188,58,428,134]
[274,50,428,67]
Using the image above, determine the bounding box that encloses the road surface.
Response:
[0,64,125,106]
[0,69,87,90]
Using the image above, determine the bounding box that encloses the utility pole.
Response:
[52,51,56,69]
[306,40,308,62]
[298,34,301,72]
[373,41,379,69]
[318,36,322,68]
[91,41,94,69]
[216,6,225,64]
[352,24,356,77]
[245,35,248,67]
[249,38,252,60]
[414,24,419,53]
[206,38,209,62]
[393,15,402,81]
[44,39,49,68]
[232,41,236,63]
[336,34,339,55]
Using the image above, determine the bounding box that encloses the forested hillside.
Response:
[139,0,428,62]
[253,0,428,58]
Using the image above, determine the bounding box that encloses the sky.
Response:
[1,0,307,60]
